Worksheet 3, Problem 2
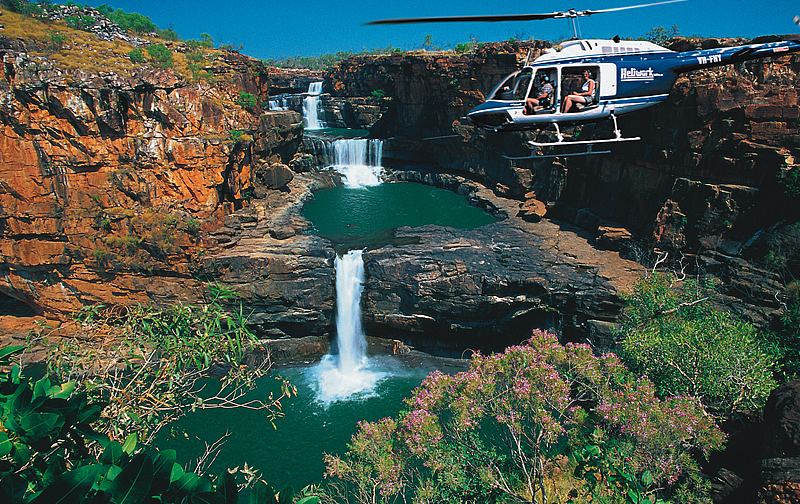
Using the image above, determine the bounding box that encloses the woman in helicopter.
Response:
[561,69,595,113]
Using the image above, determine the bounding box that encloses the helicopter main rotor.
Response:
[367,0,686,39]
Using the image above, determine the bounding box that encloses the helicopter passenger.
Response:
[524,74,554,115]
[561,70,595,113]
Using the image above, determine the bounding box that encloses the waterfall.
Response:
[329,138,384,188]
[303,81,324,130]
[312,249,385,406]
[334,250,367,370]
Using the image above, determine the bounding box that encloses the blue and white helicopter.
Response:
[370,1,800,157]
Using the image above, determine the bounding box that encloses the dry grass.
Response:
[0,10,231,78]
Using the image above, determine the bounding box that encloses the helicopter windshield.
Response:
[488,68,532,101]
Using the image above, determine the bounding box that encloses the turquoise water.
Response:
[156,355,464,490]
[303,181,497,248]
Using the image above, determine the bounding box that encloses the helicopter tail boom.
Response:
[672,39,800,74]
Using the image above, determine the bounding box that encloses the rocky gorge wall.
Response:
[326,37,800,330]
[0,32,340,338]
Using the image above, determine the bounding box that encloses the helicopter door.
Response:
[529,68,557,111]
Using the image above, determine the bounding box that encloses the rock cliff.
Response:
[0,25,334,333]
[326,37,800,329]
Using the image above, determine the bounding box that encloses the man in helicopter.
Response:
[524,73,554,115]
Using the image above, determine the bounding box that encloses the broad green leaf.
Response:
[0,473,26,503]
[121,432,138,454]
[641,470,654,487]
[102,441,124,465]
[171,473,202,497]
[249,481,276,504]
[296,497,320,504]
[108,453,154,504]
[190,491,228,504]
[0,345,24,363]
[0,431,11,457]
[50,382,76,400]
[97,464,122,492]
[29,464,101,504]
[215,470,238,504]
[276,486,294,504]
[32,377,52,399]
[153,449,177,480]
[19,411,62,439]
[169,463,185,483]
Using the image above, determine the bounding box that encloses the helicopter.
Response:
[369,1,800,157]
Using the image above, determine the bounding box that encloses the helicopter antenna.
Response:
[367,0,687,39]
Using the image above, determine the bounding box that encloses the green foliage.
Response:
[369,89,385,99]
[97,4,157,34]
[774,298,800,379]
[236,92,258,108]
[642,25,680,45]
[454,42,475,54]
[64,14,95,31]
[0,346,318,503]
[47,29,68,52]
[146,43,174,69]
[325,331,723,504]
[7,0,45,17]
[128,47,146,64]
[779,168,800,199]
[46,296,294,445]
[617,272,778,416]
[262,47,401,71]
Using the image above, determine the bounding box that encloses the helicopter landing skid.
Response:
[520,113,640,157]
[504,148,611,160]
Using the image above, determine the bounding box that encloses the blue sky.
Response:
[83,0,800,60]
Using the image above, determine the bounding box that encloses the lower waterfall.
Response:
[311,249,385,406]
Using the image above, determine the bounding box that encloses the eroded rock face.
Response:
[0,37,307,318]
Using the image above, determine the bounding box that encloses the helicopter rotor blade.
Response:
[580,0,687,17]
[366,0,687,25]
[366,12,564,25]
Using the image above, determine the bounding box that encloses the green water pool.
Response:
[302,181,497,249]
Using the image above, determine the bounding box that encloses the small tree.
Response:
[617,272,779,416]
[325,330,723,504]
[146,43,174,69]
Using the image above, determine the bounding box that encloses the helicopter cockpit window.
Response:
[488,69,532,101]
[513,68,533,101]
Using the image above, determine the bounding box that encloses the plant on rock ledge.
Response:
[617,272,779,417]
[42,293,295,447]
[323,330,723,504]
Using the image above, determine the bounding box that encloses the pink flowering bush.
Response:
[324,330,724,504]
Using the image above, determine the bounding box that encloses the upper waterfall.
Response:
[303,82,324,130]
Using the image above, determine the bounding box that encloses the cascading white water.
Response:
[329,138,384,187]
[312,249,385,406]
[303,81,324,130]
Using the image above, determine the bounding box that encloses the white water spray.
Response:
[303,82,324,130]
[330,138,384,187]
[312,249,385,406]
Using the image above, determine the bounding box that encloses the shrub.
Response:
[146,43,173,69]
[47,29,68,52]
[128,47,146,64]
[64,14,95,31]
[325,330,723,504]
[97,4,157,34]
[617,272,779,416]
[236,92,258,108]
